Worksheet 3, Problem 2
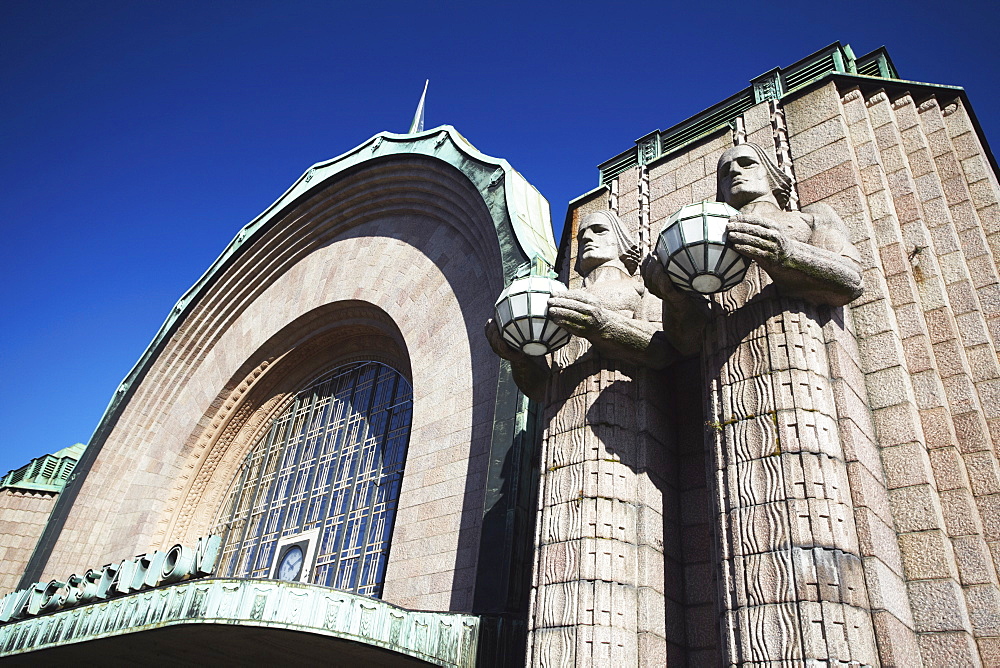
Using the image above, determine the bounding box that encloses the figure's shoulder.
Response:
[800,202,860,259]
[800,201,841,222]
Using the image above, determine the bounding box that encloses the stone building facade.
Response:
[1,42,999,666]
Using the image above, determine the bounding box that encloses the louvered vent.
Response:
[661,92,755,157]
[856,59,883,77]
[599,150,639,185]
[783,54,838,92]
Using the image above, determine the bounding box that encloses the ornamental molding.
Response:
[0,578,479,667]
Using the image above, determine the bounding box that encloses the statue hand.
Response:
[485,317,528,362]
[547,290,609,339]
[641,253,685,303]
[727,213,790,267]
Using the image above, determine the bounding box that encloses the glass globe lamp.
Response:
[654,201,749,294]
[494,258,571,357]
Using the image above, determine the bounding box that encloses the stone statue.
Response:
[485,210,676,665]
[486,210,674,399]
[636,142,877,664]
[642,142,864,353]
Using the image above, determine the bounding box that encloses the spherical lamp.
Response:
[654,201,749,294]
[494,258,571,357]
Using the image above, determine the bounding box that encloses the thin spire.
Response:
[408,80,428,133]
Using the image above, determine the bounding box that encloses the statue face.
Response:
[718,145,773,209]
[578,214,619,273]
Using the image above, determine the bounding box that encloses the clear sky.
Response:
[2,0,998,476]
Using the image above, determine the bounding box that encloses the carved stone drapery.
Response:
[526,340,671,666]
[703,265,879,664]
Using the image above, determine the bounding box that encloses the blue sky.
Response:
[2,0,998,475]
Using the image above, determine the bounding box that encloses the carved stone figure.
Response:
[642,143,878,665]
[487,210,676,665]
[487,210,673,399]
[643,143,864,355]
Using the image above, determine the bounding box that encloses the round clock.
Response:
[277,545,304,582]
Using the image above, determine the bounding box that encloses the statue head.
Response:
[577,211,641,276]
[716,143,793,210]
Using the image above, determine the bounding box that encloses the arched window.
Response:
[212,361,412,597]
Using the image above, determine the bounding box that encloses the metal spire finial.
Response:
[408,80,428,134]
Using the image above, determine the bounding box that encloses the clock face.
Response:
[277,545,304,581]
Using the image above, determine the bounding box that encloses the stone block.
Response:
[719,376,777,424]
[776,408,843,460]
[851,299,897,338]
[907,578,972,632]
[928,446,967,491]
[864,556,915,626]
[838,416,882,473]
[871,401,924,448]
[975,493,1000,541]
[797,161,856,203]
[733,549,796,607]
[952,535,998,586]
[789,115,850,157]
[786,82,843,134]
[889,484,942,533]
[871,609,921,668]
[864,365,912,410]
[963,451,1000,496]
[952,410,991,454]
[791,138,855,182]
[720,414,781,466]
[855,508,905,575]
[531,626,576,666]
[901,335,935,375]
[912,370,947,410]
[637,631,667,665]
[899,530,959,580]
[683,602,716,651]
[977,636,1000,667]
[892,302,925,340]
[941,374,979,415]
[774,368,835,416]
[917,630,982,667]
[842,600,880,665]
[683,561,716,607]
[921,406,957,450]
[881,441,934,490]
[977,379,1000,420]
[737,603,803,662]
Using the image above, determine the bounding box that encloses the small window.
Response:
[212,361,412,598]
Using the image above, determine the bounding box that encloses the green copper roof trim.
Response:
[0,444,85,494]
[0,577,479,666]
[597,42,923,184]
[89,124,554,456]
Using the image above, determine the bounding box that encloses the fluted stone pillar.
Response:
[526,340,672,666]
[703,267,880,665]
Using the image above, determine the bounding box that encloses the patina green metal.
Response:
[0,578,479,666]
[597,41,928,185]
[0,444,85,494]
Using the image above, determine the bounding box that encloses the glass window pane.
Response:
[212,361,412,599]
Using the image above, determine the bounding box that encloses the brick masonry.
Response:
[0,490,56,593]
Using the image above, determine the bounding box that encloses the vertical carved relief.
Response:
[638,166,651,257]
[770,101,800,212]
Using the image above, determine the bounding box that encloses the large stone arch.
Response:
[26,129,556,615]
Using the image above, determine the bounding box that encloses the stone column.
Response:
[703,267,879,665]
[526,341,673,666]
